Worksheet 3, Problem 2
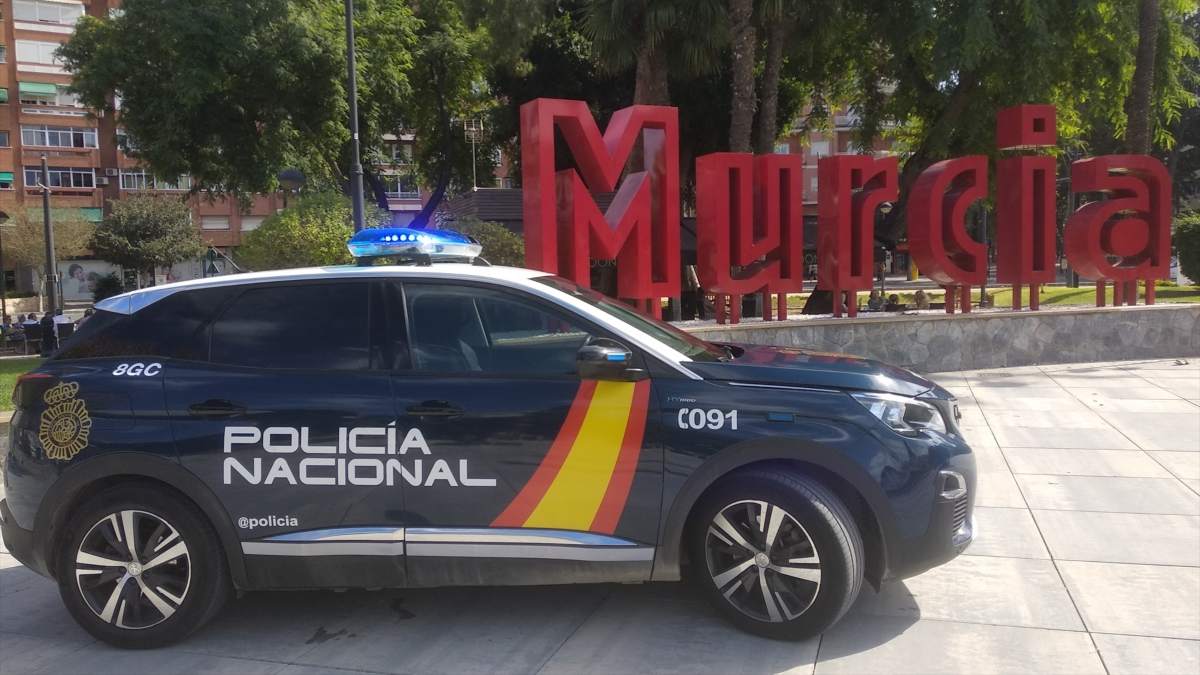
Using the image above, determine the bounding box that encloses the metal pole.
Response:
[471,138,478,190]
[0,229,7,321]
[344,0,365,231]
[41,155,58,315]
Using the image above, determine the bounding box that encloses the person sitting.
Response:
[914,289,931,310]
[884,293,904,312]
[866,290,884,311]
[77,308,95,326]
[21,313,38,326]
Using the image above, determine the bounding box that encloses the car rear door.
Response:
[166,279,404,589]
[384,279,662,587]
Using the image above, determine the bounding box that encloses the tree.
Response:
[90,195,204,280]
[2,213,93,271]
[1126,0,1163,154]
[727,0,757,151]
[92,274,125,303]
[1176,210,1200,281]
[236,192,387,271]
[453,216,526,266]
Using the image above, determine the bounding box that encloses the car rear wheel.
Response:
[689,469,864,640]
[56,485,231,649]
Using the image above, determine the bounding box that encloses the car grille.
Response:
[952,495,968,535]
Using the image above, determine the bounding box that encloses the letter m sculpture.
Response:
[521,98,680,316]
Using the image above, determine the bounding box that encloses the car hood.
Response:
[684,344,938,398]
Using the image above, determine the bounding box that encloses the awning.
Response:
[0,88,7,104]
[25,207,104,223]
[0,172,14,182]
[18,81,57,96]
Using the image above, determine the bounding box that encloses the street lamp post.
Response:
[0,210,11,321]
[344,0,365,232]
[40,154,58,314]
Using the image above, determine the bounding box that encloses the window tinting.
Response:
[54,287,238,361]
[404,284,589,376]
[211,283,369,370]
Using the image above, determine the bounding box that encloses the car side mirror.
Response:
[577,338,647,381]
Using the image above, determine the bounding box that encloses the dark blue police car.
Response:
[2,228,974,648]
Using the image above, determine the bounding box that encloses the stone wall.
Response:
[685,304,1200,373]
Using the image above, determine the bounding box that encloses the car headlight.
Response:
[851,392,947,436]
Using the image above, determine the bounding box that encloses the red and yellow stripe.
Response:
[493,380,651,534]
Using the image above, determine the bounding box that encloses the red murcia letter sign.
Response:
[520,98,680,316]
[1065,155,1171,306]
[695,153,805,324]
[817,155,898,317]
[907,156,988,313]
[995,104,1059,310]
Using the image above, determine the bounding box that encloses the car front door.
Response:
[167,279,404,589]
[386,280,661,586]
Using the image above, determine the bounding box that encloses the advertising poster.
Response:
[59,260,122,303]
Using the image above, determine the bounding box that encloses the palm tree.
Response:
[727,0,757,151]
[1125,0,1161,154]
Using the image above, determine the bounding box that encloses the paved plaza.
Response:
[1,358,1198,674]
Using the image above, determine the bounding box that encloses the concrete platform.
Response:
[1,358,1198,674]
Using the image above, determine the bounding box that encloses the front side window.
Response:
[404,284,591,376]
[211,282,370,370]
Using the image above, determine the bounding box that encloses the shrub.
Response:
[451,216,525,267]
[1175,211,1200,283]
[92,274,125,303]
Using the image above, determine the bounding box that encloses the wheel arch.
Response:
[652,439,895,590]
[34,453,248,589]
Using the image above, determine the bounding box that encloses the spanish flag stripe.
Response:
[588,380,651,534]
[522,381,637,530]
[491,380,597,527]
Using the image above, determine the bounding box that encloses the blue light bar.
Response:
[347,227,482,261]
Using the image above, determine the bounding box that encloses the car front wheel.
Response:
[689,469,865,640]
[56,485,231,649]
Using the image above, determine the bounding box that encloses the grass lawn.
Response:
[0,357,41,412]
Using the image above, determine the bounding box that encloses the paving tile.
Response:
[1101,412,1200,451]
[0,569,95,643]
[0,632,97,675]
[540,584,817,675]
[1058,561,1200,640]
[1151,378,1200,399]
[1015,475,1200,515]
[1091,633,1200,675]
[1063,385,1184,400]
[970,386,1079,410]
[1150,451,1200,480]
[988,425,1138,450]
[962,507,1049,559]
[27,643,289,674]
[970,445,1026,508]
[1124,366,1200,378]
[983,409,1110,429]
[288,585,613,675]
[1073,395,1200,413]
[1032,510,1200,566]
[851,555,1084,631]
[815,615,1104,675]
[1001,448,1171,478]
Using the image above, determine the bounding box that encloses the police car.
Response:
[2,227,974,648]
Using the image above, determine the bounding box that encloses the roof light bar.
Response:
[347,227,482,264]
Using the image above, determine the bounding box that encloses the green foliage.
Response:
[236,192,387,271]
[1175,210,1200,281]
[90,195,203,274]
[452,216,525,266]
[91,274,125,303]
[1,212,93,271]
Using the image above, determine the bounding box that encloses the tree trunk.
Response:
[727,0,757,152]
[1124,0,1160,154]
[634,41,670,105]
[754,20,786,155]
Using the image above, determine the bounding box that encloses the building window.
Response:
[155,176,191,191]
[0,132,9,148]
[200,216,230,230]
[14,1,84,25]
[809,140,831,158]
[119,169,150,190]
[241,216,264,232]
[15,40,63,65]
[383,174,419,199]
[389,142,413,164]
[24,166,95,188]
[21,124,99,149]
[774,143,790,154]
[0,46,7,64]
[0,172,14,190]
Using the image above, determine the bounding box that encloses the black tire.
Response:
[688,468,864,640]
[56,484,231,649]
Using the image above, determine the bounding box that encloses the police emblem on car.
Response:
[1,227,974,648]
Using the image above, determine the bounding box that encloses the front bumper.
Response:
[884,453,977,581]
[0,499,50,578]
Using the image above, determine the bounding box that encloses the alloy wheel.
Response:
[704,499,821,623]
[74,509,191,630]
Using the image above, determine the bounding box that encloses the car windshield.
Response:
[534,275,727,362]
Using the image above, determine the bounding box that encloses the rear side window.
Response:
[210,282,370,370]
[55,287,237,361]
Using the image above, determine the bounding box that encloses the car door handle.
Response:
[188,399,246,418]
[406,401,464,418]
